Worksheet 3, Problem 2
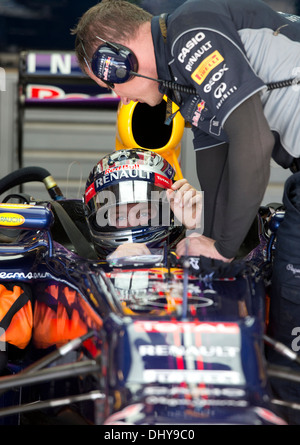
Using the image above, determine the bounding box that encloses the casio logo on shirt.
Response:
[178,32,206,63]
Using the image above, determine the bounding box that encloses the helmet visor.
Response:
[88,180,173,230]
[107,202,158,228]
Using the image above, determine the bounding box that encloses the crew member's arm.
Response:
[176,93,275,261]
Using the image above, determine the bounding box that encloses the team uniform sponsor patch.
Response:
[191,50,224,85]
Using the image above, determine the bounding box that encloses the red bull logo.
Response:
[192,100,206,126]
[103,56,111,81]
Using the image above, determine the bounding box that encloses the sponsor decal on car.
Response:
[134,320,240,334]
[0,213,25,226]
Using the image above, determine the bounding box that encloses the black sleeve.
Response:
[196,141,229,239]
[196,93,275,259]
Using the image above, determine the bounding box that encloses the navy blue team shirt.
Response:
[151,0,300,257]
[152,0,300,156]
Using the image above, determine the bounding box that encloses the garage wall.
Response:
[22,107,117,201]
[0,71,18,180]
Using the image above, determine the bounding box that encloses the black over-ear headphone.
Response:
[90,36,197,94]
[91,37,139,85]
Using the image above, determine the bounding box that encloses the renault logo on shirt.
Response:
[191,51,224,85]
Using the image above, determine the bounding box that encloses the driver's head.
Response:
[84,148,185,258]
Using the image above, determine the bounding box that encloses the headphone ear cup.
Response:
[115,66,129,80]
[91,43,138,84]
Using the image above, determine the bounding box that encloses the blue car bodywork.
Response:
[0,195,287,425]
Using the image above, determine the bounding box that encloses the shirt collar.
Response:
[151,15,171,92]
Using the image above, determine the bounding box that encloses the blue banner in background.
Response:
[20,51,119,106]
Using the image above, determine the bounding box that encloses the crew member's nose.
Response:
[121,97,132,105]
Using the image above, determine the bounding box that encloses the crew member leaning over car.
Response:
[73,0,300,262]
[72,2,300,423]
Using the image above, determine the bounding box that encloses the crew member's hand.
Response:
[108,242,151,259]
[176,233,233,262]
[166,179,203,230]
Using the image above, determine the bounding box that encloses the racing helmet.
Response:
[84,148,185,258]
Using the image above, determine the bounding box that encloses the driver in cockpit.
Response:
[83,148,203,260]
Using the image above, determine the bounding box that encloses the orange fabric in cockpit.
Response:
[33,284,102,349]
[0,284,33,349]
